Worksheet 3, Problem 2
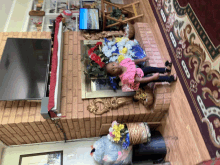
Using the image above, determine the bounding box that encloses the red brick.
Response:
[96,129,100,136]
[73,122,80,132]
[62,60,68,77]
[162,104,170,111]
[163,98,171,105]
[73,60,78,76]
[80,129,86,138]
[69,128,76,139]
[78,112,85,128]
[85,120,90,131]
[91,127,96,137]
[86,130,91,138]
[63,45,68,60]
[96,118,101,130]
[154,104,163,111]
[75,132,81,139]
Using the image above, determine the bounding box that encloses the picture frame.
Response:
[19,151,63,165]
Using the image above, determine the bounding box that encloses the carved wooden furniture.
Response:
[87,97,133,115]
[87,82,171,115]
[101,0,143,30]
[82,30,124,40]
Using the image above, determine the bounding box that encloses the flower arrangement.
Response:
[82,38,147,91]
[107,121,130,150]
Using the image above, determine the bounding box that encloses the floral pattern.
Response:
[190,79,198,93]
[176,47,183,59]
[151,0,220,158]
[214,118,220,128]
[165,12,175,32]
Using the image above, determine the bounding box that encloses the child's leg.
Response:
[142,66,166,75]
[152,74,177,83]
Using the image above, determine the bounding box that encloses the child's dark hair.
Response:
[103,63,112,77]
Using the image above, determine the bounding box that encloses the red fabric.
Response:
[48,14,63,111]
[178,0,220,47]
[87,42,105,68]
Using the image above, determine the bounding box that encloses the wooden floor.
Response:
[123,0,211,164]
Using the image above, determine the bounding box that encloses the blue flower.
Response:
[125,133,130,144]
[109,77,117,90]
[122,141,129,150]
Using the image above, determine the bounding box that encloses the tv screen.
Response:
[0,38,51,101]
[79,8,99,30]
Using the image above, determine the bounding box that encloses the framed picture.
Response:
[19,151,63,165]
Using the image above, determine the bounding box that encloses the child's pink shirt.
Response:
[119,58,144,91]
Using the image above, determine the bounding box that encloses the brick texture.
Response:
[134,23,171,112]
[0,30,167,146]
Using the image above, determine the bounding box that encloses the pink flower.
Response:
[103,155,109,161]
[112,121,118,127]
[109,132,114,137]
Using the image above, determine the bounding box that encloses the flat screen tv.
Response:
[0,38,51,101]
[79,8,100,30]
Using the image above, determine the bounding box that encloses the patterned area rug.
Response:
[149,0,220,158]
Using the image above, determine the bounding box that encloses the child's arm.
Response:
[135,73,159,83]
[133,57,149,65]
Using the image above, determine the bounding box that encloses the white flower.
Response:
[130,51,135,57]
[125,44,132,50]
[134,39,139,44]
[104,50,112,57]
[109,56,118,62]
[118,46,124,51]
[109,127,114,133]
[111,46,117,52]
[124,56,133,60]
[108,41,116,47]
[102,45,109,52]
[107,134,114,142]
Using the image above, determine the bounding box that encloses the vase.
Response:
[126,122,151,145]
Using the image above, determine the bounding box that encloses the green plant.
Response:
[106,9,125,30]
[81,45,109,78]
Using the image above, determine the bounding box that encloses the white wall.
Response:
[0,0,14,32]
[2,138,100,165]
[0,141,6,165]
[5,0,32,32]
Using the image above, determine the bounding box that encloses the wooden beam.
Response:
[106,21,121,28]
[132,4,138,16]
[106,14,143,28]
[101,0,105,31]
[120,1,140,9]
[103,0,134,14]
[121,14,143,23]
[105,15,123,23]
